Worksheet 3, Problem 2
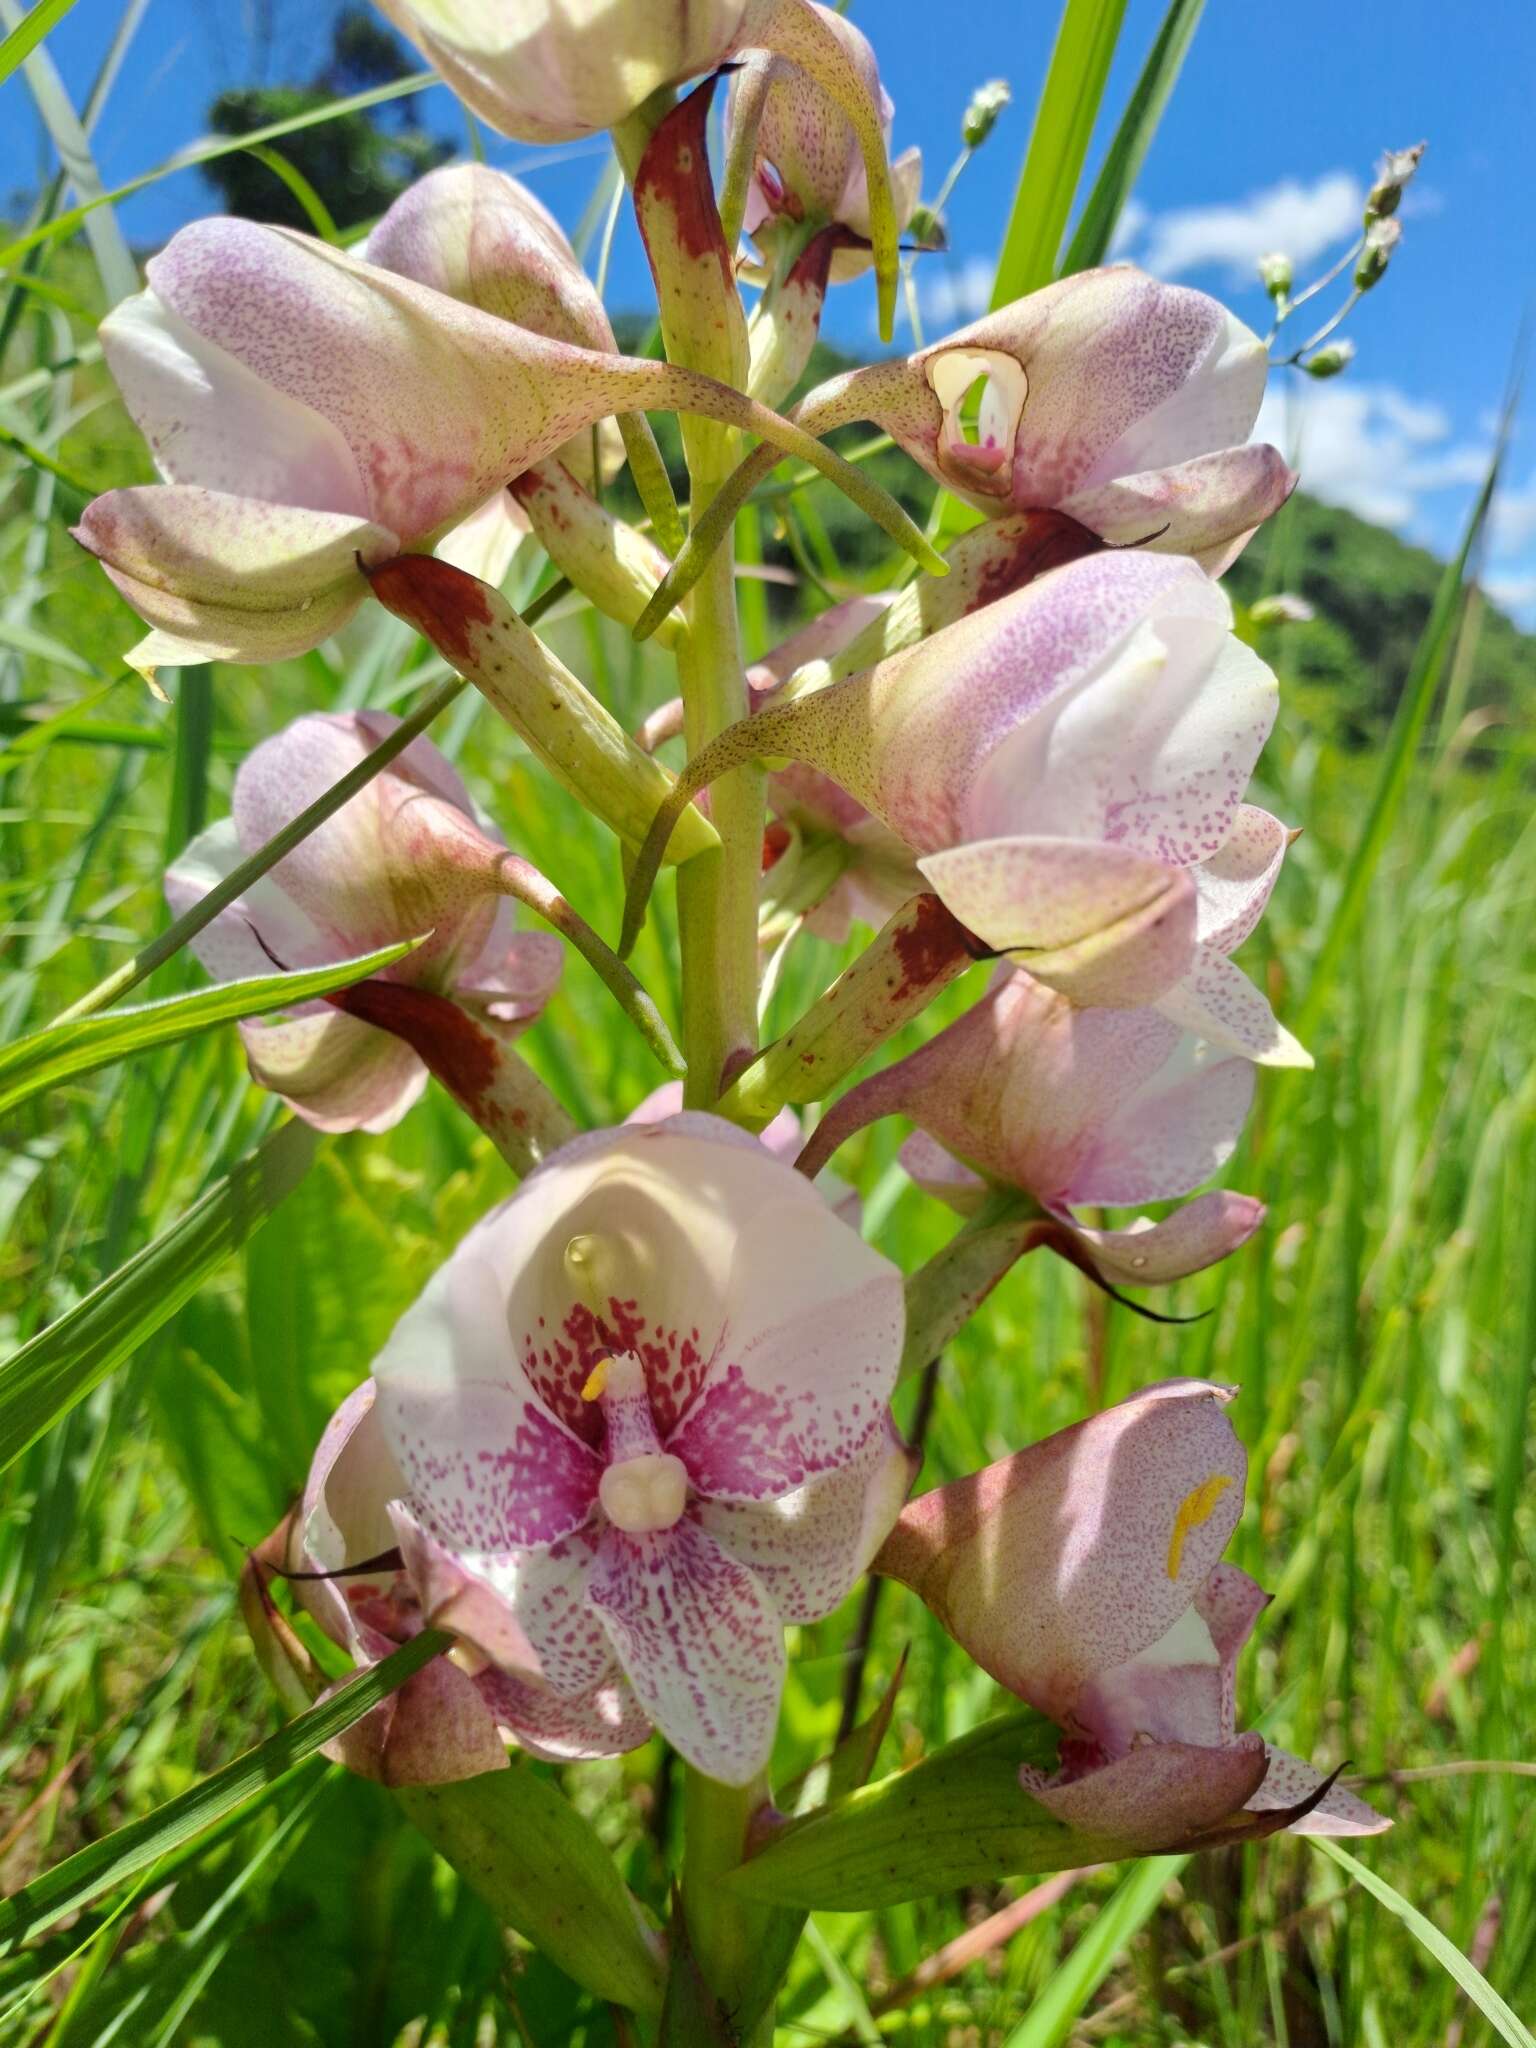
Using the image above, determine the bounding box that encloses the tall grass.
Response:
[0,8,1532,2044]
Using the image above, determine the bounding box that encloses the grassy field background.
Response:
[1,20,1534,2046]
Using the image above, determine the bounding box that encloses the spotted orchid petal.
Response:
[1249,1747,1391,1836]
[1020,1734,1271,1850]
[1058,443,1295,556]
[241,1010,431,1135]
[589,1517,787,1785]
[876,1380,1247,1722]
[1073,1192,1266,1287]
[919,838,1198,1006]
[73,486,397,667]
[699,1412,916,1621]
[1156,947,1312,1069]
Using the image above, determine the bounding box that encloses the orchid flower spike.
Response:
[279,1378,651,1783]
[75,218,939,675]
[373,0,906,334]
[636,264,1296,634]
[626,551,1307,1070]
[802,969,1264,1292]
[369,1112,913,1784]
[878,1381,1389,1849]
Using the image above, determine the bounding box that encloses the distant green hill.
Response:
[1225,490,1536,745]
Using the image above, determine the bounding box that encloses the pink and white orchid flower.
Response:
[878,1381,1387,1847]
[794,264,1293,564]
[804,969,1263,1291]
[284,1378,650,1784]
[737,2,922,286]
[371,0,906,332]
[75,217,911,673]
[165,711,561,1135]
[370,1113,912,1784]
[629,551,1304,1066]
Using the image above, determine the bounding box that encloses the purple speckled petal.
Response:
[960,608,1277,870]
[699,1413,916,1621]
[473,1664,653,1762]
[1068,1028,1256,1207]
[921,837,1197,1009]
[389,1501,617,1700]
[165,817,347,985]
[1157,947,1311,1069]
[1190,805,1291,956]
[374,1246,603,1552]
[668,1189,903,1500]
[239,1010,428,1135]
[876,1380,1246,1723]
[1074,1602,1229,1754]
[1196,1562,1270,1739]
[588,1517,786,1786]
[293,1379,403,1656]
[73,485,395,666]
[897,1129,988,1214]
[1059,443,1295,555]
[100,288,367,514]
[230,712,505,979]
[1249,1746,1390,1835]
[1021,1732,1269,1852]
[1072,1192,1265,1287]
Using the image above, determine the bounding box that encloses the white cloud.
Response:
[1485,570,1536,611]
[1255,380,1490,531]
[913,255,993,332]
[1490,470,1536,557]
[1135,172,1363,285]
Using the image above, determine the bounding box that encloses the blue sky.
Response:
[6,0,1536,617]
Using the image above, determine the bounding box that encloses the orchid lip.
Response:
[925,346,1029,497]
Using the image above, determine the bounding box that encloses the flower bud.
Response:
[1303,340,1355,378]
[1354,216,1401,292]
[1249,592,1315,626]
[1364,141,1425,224]
[961,77,1011,149]
[1256,250,1292,301]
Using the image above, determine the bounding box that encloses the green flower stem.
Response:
[674,472,765,1105]
[680,1765,776,2045]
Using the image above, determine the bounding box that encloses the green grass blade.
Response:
[1291,423,1508,1042]
[0,0,136,305]
[237,142,341,242]
[990,0,1130,306]
[0,1631,449,1952]
[1002,1857,1184,2047]
[0,1119,318,1473]
[0,938,421,1116]
[0,0,79,86]
[0,71,440,272]
[1312,1840,1536,2048]
[1059,0,1206,276]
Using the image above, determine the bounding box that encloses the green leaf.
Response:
[0,1630,450,1951]
[728,1710,1099,1910]
[1290,418,1510,1043]
[0,0,80,88]
[0,939,420,1116]
[1058,0,1206,276]
[0,70,442,273]
[1001,1855,1184,2048]
[991,0,1130,306]
[0,1119,318,1473]
[1311,1839,1536,2048]
[395,1769,667,2017]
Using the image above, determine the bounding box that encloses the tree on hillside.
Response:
[200,7,449,234]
